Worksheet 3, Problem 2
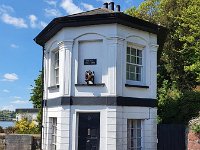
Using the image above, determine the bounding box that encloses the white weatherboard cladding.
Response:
[44,24,158,99]
[42,106,157,150]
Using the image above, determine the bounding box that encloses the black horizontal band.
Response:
[44,96,157,107]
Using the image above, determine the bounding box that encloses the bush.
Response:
[0,126,4,133]
[189,113,200,133]
[4,126,15,134]
[15,118,40,134]
[158,80,200,124]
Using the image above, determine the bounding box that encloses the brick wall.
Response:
[188,131,200,150]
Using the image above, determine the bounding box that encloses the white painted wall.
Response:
[42,106,157,150]
[42,23,159,150]
[43,24,158,99]
[16,112,38,122]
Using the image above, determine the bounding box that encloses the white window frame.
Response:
[50,49,59,87]
[54,51,59,85]
[126,42,145,85]
[127,119,143,150]
[50,117,57,150]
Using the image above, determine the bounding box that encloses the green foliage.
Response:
[0,110,16,121]
[15,117,40,134]
[30,71,43,129]
[126,0,200,90]
[189,113,200,133]
[126,0,200,124]
[30,71,43,109]
[158,80,200,124]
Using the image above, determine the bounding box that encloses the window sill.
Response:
[48,85,60,90]
[75,83,105,87]
[125,84,149,88]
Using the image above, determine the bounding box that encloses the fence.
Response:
[158,124,186,150]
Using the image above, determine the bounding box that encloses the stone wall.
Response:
[0,134,40,150]
[188,131,200,150]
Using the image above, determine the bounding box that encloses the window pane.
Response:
[136,67,141,74]
[130,73,136,80]
[127,55,130,62]
[137,50,142,57]
[137,57,142,65]
[126,71,130,80]
[132,120,136,128]
[133,129,137,138]
[137,129,141,137]
[131,48,136,56]
[127,47,130,54]
[137,139,141,148]
[137,120,141,127]
[131,56,136,64]
[136,74,141,81]
[130,65,135,73]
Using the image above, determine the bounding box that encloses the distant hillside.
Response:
[0,110,16,121]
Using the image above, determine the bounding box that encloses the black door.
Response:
[78,113,100,150]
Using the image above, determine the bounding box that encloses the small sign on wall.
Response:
[84,59,97,65]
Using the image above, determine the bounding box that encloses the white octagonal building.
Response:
[34,2,166,150]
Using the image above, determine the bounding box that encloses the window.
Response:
[53,50,59,85]
[127,119,142,150]
[50,117,57,150]
[126,44,143,83]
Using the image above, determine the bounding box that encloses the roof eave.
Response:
[34,13,167,47]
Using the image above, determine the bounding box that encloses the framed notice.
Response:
[84,59,97,65]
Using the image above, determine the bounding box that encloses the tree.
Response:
[30,71,43,127]
[125,0,200,90]
[125,0,200,123]
[30,71,43,109]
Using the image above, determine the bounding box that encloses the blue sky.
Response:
[0,0,143,111]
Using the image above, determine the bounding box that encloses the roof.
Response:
[16,108,39,113]
[68,8,115,17]
[34,8,167,48]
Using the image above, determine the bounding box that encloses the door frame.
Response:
[77,112,100,150]
[71,107,107,150]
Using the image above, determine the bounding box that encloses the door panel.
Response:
[78,113,100,150]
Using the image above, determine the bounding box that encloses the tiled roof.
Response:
[67,8,115,17]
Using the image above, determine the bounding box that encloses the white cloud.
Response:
[44,0,57,7]
[44,8,62,17]
[14,96,21,99]
[2,89,10,93]
[1,13,28,28]
[2,73,19,81]
[81,3,95,11]
[40,21,48,28]
[0,5,14,14]
[11,100,28,104]
[60,0,83,15]
[29,14,37,28]
[28,14,47,29]
[10,44,19,48]
[0,105,15,111]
